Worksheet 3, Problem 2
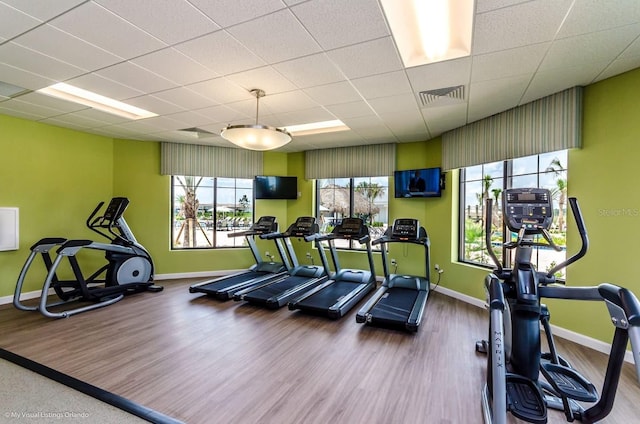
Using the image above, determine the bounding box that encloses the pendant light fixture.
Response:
[221,89,292,151]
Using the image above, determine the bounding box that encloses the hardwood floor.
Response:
[1,279,639,424]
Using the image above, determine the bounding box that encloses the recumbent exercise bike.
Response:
[478,188,640,423]
[13,197,163,318]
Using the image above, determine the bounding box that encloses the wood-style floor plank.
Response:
[1,279,638,424]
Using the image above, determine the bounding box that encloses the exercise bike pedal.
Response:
[540,362,598,402]
[505,373,547,424]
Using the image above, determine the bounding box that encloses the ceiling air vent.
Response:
[176,127,215,139]
[418,85,465,107]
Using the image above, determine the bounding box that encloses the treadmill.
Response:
[233,216,331,309]
[288,217,377,319]
[188,216,289,300]
[356,218,431,332]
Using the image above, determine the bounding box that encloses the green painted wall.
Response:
[0,115,113,295]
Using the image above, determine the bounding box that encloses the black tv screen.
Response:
[255,176,298,200]
[394,167,442,198]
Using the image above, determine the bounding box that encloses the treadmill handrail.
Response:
[372,235,430,247]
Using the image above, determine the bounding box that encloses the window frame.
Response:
[315,176,389,251]
[170,175,254,250]
[458,151,568,275]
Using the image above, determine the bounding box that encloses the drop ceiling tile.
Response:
[0,62,55,91]
[597,57,640,81]
[190,104,248,125]
[0,42,85,81]
[476,0,531,14]
[0,104,49,121]
[175,30,266,76]
[187,78,250,104]
[290,0,389,50]
[65,73,145,101]
[558,0,640,38]
[327,37,403,79]
[49,1,166,59]
[70,108,131,126]
[151,86,216,110]
[189,0,286,28]
[539,25,640,72]
[273,53,346,88]
[473,0,573,55]
[368,93,420,116]
[522,63,609,104]
[1,0,86,21]
[259,90,319,115]
[124,94,185,115]
[471,43,550,82]
[131,48,215,86]
[279,107,336,126]
[16,91,87,114]
[164,110,215,128]
[325,101,376,119]
[406,57,472,92]
[113,115,186,133]
[421,103,468,136]
[467,75,531,122]
[95,0,219,44]
[0,97,65,119]
[227,9,322,63]
[226,66,297,94]
[41,112,112,129]
[351,71,413,100]
[379,111,428,135]
[96,62,178,94]
[14,24,123,71]
[0,2,41,40]
[303,81,363,105]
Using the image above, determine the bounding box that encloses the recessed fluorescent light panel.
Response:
[286,120,349,136]
[381,0,474,67]
[37,83,157,120]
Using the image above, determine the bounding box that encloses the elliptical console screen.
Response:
[503,188,553,232]
[252,216,277,234]
[391,218,420,240]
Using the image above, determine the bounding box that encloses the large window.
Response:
[316,177,389,250]
[171,176,253,249]
[459,151,568,277]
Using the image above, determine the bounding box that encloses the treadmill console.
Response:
[251,216,278,234]
[334,217,366,239]
[503,188,553,233]
[391,218,420,240]
[289,216,318,237]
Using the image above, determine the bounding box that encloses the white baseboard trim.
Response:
[431,284,634,364]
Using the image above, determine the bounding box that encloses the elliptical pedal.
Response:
[505,374,547,424]
[540,362,598,402]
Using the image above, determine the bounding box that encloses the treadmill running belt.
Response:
[297,281,363,310]
[244,275,311,301]
[370,288,419,323]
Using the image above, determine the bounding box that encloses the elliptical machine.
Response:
[14,197,162,318]
[479,187,640,423]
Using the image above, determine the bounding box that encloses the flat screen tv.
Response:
[254,176,298,200]
[394,167,442,198]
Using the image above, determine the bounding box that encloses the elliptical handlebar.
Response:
[484,199,504,275]
[545,197,589,278]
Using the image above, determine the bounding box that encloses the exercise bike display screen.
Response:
[503,188,553,232]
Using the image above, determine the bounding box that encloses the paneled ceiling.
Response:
[1,0,640,152]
